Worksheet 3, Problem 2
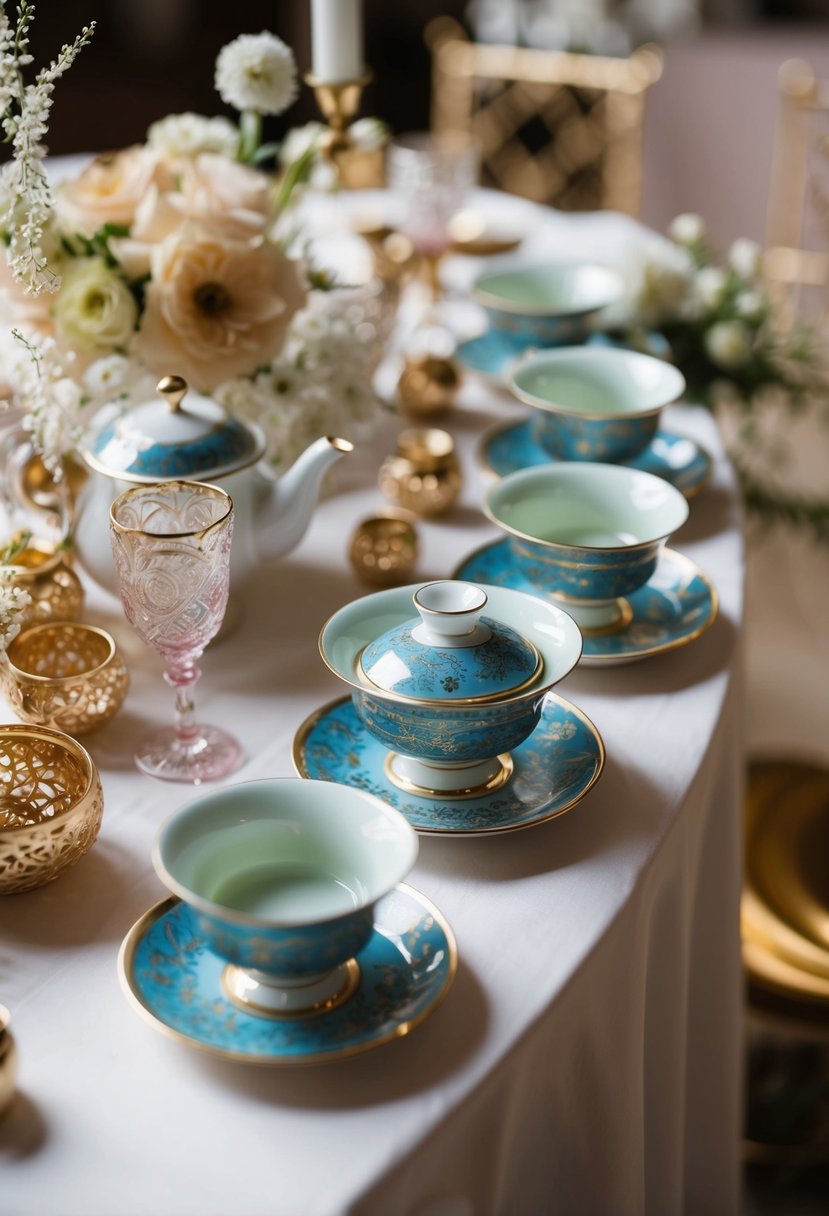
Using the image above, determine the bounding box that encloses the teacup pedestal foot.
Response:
[551,594,634,636]
[384,750,514,799]
[221,958,361,1020]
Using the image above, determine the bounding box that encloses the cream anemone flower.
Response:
[134,224,306,390]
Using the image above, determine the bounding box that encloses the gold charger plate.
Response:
[742,760,829,1002]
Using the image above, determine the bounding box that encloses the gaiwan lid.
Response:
[358,581,541,703]
[84,375,264,481]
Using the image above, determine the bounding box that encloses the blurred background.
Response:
[28,0,829,245]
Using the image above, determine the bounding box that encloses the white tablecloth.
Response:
[1,200,745,1216]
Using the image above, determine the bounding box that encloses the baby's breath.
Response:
[0,576,31,652]
[0,2,95,293]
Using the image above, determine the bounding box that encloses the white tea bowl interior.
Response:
[152,778,418,1017]
[485,463,690,631]
[473,262,623,349]
[510,345,687,463]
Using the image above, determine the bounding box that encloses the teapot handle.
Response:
[2,430,85,526]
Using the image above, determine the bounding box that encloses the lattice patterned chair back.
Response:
[427,18,662,215]
[765,58,829,326]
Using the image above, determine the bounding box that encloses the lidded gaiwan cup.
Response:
[320,580,583,799]
[359,582,541,703]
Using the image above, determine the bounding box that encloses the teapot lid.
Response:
[358,580,541,703]
[84,375,264,481]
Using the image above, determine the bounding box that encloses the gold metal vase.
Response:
[0,724,104,894]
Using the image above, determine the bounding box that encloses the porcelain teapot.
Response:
[12,376,352,600]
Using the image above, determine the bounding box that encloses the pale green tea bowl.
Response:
[510,345,687,463]
[485,463,690,631]
[473,262,622,350]
[152,778,418,1017]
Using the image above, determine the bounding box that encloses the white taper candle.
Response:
[310,0,363,83]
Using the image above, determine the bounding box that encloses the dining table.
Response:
[0,188,745,1216]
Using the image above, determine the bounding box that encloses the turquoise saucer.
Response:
[456,329,617,382]
[453,544,718,667]
[293,694,604,836]
[479,417,711,499]
[118,886,456,1065]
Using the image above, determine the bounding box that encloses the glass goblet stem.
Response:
[164,663,202,747]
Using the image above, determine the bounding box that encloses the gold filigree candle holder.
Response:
[3,622,129,736]
[348,510,419,587]
[2,533,84,629]
[0,724,104,894]
[378,427,463,517]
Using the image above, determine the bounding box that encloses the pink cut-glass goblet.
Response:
[109,480,242,784]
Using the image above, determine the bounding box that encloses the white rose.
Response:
[349,118,389,153]
[634,255,693,327]
[668,213,706,245]
[729,237,761,280]
[280,122,326,167]
[705,320,752,369]
[693,266,727,310]
[734,290,765,322]
[176,154,272,238]
[55,146,167,239]
[53,257,138,351]
[147,112,239,160]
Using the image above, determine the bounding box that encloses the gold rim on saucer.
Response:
[117,889,458,1067]
[475,416,715,502]
[291,693,605,837]
[450,545,718,666]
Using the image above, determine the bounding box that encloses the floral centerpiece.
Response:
[0,9,387,479]
[608,214,829,541]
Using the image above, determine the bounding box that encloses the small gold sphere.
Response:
[378,428,462,518]
[397,354,461,418]
[348,512,419,587]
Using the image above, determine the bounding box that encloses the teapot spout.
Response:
[255,436,353,563]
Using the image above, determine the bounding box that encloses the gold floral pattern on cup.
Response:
[378,427,462,517]
[2,622,129,736]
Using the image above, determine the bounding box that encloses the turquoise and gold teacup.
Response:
[153,779,417,1017]
[511,346,686,463]
[319,581,582,799]
[473,262,622,351]
[485,463,689,631]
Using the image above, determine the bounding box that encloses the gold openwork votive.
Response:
[3,622,129,736]
[397,353,461,418]
[2,533,84,629]
[348,511,419,587]
[378,428,463,518]
[0,724,104,894]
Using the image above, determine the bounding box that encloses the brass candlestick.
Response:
[305,70,373,165]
